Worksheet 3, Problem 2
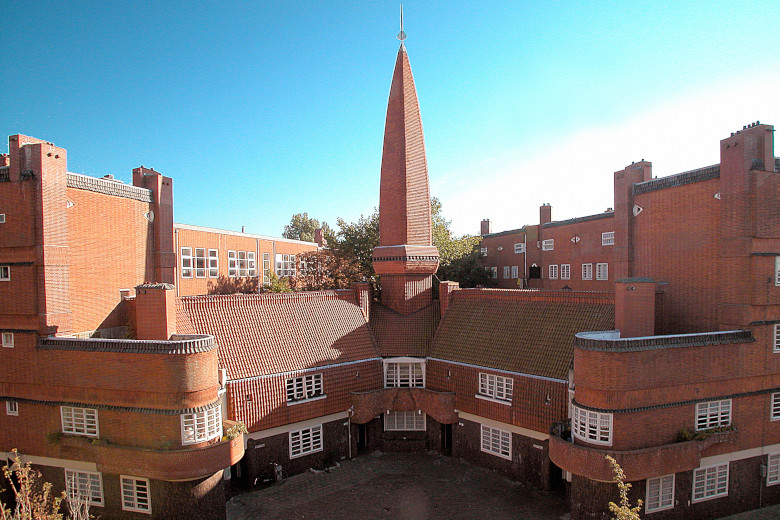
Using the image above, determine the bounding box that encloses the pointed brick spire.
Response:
[379,44,431,246]
[373,43,439,315]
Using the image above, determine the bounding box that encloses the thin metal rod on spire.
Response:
[397,3,407,41]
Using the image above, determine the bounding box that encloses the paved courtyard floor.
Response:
[226,451,570,520]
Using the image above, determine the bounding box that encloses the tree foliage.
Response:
[606,455,642,520]
[289,250,364,291]
[334,211,379,284]
[282,213,336,245]
[207,275,259,295]
[437,250,496,288]
[265,272,292,293]
[1,449,64,520]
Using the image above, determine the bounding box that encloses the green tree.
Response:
[289,250,363,291]
[431,197,482,266]
[1,449,64,520]
[282,213,335,245]
[334,211,380,284]
[437,250,496,288]
[264,272,292,293]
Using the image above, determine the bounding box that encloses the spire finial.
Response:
[397,3,407,41]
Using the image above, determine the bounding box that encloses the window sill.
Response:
[286,394,327,406]
[475,394,512,406]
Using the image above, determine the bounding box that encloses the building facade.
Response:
[1,33,778,520]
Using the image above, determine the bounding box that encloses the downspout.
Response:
[174,228,180,297]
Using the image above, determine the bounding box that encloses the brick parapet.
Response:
[39,333,215,354]
[66,172,152,202]
[574,329,752,352]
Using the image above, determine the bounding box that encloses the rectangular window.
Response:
[121,476,151,514]
[478,373,513,402]
[572,405,612,445]
[481,424,511,460]
[514,243,525,254]
[0,266,9,281]
[491,266,497,279]
[385,362,425,388]
[286,373,324,402]
[503,266,510,279]
[263,253,271,285]
[65,469,103,507]
[480,247,487,256]
[542,239,554,251]
[247,252,257,277]
[560,264,570,280]
[596,262,608,281]
[6,401,18,416]
[228,251,237,277]
[774,324,780,353]
[692,463,729,502]
[180,405,222,445]
[775,256,780,286]
[384,411,426,431]
[696,399,731,431]
[768,453,780,485]
[0,214,5,224]
[772,393,780,421]
[208,249,219,278]
[289,425,322,458]
[238,251,247,277]
[646,474,674,513]
[549,264,558,279]
[194,248,206,278]
[582,263,593,280]
[2,332,13,348]
[61,407,99,437]
[602,231,615,246]
[180,248,193,278]
[511,266,518,279]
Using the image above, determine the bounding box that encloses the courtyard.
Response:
[226,451,570,520]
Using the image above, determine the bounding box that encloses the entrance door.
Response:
[357,423,368,453]
[441,424,452,456]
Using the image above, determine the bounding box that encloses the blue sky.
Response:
[2,1,779,237]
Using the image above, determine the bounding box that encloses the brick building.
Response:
[1,32,779,520]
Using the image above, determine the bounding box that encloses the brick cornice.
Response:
[38,334,215,354]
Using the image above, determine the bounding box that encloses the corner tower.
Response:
[372,26,439,315]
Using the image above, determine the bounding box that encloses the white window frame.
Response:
[0,214,5,224]
[286,373,324,403]
[768,453,780,486]
[477,372,513,404]
[481,424,511,460]
[503,266,510,279]
[248,251,257,277]
[582,263,593,280]
[0,265,9,281]
[511,265,518,279]
[772,393,780,421]
[65,468,103,507]
[774,324,780,353]
[61,406,99,437]
[208,249,219,278]
[692,463,729,502]
[193,248,206,278]
[263,253,271,284]
[180,405,222,445]
[228,250,237,277]
[645,474,674,513]
[121,476,151,514]
[696,399,731,431]
[571,405,612,446]
[384,359,425,388]
[560,264,570,280]
[2,332,13,348]
[775,256,780,286]
[180,248,193,278]
[238,251,247,277]
[542,239,554,251]
[289,425,323,458]
[384,411,426,431]
[514,243,525,254]
[6,401,18,416]
[602,231,615,246]
[596,262,609,281]
[548,264,558,280]
[480,247,487,257]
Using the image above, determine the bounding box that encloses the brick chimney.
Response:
[614,278,655,338]
[134,283,177,340]
[480,219,492,236]
[314,228,326,247]
[439,281,460,318]
[352,281,373,321]
[539,204,552,225]
[132,167,175,284]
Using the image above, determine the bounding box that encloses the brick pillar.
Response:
[134,283,177,340]
[133,167,175,284]
[353,281,373,321]
[614,278,655,338]
[439,281,460,318]
[480,219,492,236]
[613,161,652,280]
[314,228,326,247]
[539,204,552,225]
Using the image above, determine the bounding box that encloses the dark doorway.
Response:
[357,423,369,453]
[441,424,452,456]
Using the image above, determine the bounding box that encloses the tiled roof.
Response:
[430,289,614,380]
[369,301,440,357]
[176,292,380,380]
